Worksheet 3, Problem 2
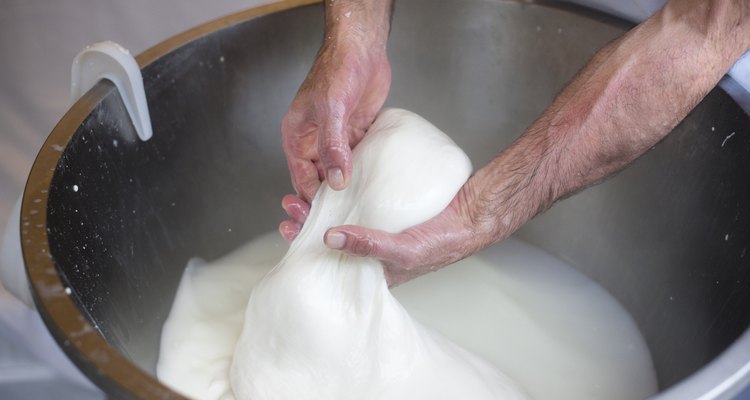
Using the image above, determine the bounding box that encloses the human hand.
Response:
[281,3,392,202]
[323,184,484,287]
[282,129,549,288]
[278,180,493,286]
[279,0,393,241]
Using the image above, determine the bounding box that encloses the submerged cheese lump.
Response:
[157,109,658,400]
[157,233,657,400]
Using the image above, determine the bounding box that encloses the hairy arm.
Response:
[323,0,750,286]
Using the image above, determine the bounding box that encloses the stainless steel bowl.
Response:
[21,0,750,398]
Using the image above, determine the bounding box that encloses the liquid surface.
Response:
[157,232,657,400]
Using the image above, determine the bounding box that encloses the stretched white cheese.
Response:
[230,108,527,400]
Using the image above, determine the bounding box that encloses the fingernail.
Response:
[326,231,346,249]
[327,167,344,190]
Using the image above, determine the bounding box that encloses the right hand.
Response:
[281,35,391,203]
[279,7,392,241]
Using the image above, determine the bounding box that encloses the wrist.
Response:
[463,134,558,248]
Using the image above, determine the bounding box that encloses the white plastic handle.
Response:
[70,41,153,141]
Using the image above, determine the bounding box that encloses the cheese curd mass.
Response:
[231,108,527,400]
[156,109,657,400]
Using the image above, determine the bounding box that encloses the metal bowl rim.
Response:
[19,0,749,398]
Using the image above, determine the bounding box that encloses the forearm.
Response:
[325,0,394,46]
[319,0,750,282]
[467,0,750,249]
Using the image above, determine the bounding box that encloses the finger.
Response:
[324,226,431,287]
[324,226,418,267]
[281,194,311,224]
[287,158,321,203]
[282,115,322,202]
[318,105,353,191]
[279,220,302,242]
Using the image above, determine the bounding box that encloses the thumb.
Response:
[323,200,486,283]
[324,225,418,267]
[318,109,353,191]
[324,225,443,287]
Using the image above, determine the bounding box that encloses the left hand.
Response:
[322,183,486,287]
[280,173,511,287]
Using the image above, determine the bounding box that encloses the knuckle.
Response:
[281,111,301,134]
[323,94,347,115]
[322,141,346,154]
[399,230,441,270]
[319,143,349,166]
[352,234,377,257]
